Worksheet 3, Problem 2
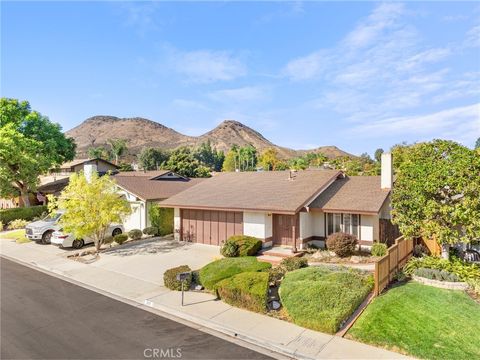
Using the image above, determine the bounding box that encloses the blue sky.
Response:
[2,1,479,155]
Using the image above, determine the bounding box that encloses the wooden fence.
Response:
[374,236,414,296]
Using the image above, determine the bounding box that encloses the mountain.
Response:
[66,116,354,159]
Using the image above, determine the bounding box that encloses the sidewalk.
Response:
[0,238,409,360]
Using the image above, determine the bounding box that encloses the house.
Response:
[37,158,120,197]
[159,154,394,250]
[113,170,206,231]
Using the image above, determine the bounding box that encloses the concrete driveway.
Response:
[93,238,221,285]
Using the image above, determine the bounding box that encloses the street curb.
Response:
[0,254,295,359]
[143,298,317,360]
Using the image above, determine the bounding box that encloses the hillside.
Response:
[66,116,354,159]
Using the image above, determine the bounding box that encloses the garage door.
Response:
[181,209,243,245]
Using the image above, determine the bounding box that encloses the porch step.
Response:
[256,255,283,265]
[261,248,303,259]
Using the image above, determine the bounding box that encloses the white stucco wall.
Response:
[300,212,313,240]
[312,212,325,237]
[360,214,379,242]
[174,207,181,241]
[243,211,273,247]
[379,195,391,219]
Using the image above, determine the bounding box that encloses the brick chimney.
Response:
[381,153,393,189]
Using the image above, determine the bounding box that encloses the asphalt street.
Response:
[1,257,273,360]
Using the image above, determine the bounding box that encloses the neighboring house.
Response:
[113,170,206,231]
[160,154,394,250]
[37,158,119,197]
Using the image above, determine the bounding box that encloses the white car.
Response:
[51,225,124,249]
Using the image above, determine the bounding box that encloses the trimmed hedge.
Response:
[220,235,263,257]
[217,272,269,313]
[279,266,373,334]
[164,265,192,291]
[280,257,308,271]
[199,257,271,291]
[143,227,158,236]
[149,205,174,236]
[0,205,48,226]
[114,234,128,244]
[128,229,143,240]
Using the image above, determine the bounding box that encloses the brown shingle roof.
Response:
[160,170,342,214]
[59,158,118,170]
[309,176,390,214]
[113,171,205,201]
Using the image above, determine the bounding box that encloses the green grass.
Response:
[199,257,271,290]
[348,282,480,359]
[279,266,373,334]
[0,229,30,244]
[217,271,269,313]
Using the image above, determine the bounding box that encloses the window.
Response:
[326,213,360,238]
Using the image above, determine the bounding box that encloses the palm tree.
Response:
[107,139,127,165]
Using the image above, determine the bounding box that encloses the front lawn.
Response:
[199,257,271,290]
[0,229,30,244]
[279,266,373,333]
[348,282,480,359]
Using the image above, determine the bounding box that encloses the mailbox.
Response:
[176,272,191,282]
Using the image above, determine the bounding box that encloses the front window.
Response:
[326,213,360,238]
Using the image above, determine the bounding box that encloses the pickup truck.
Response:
[25,211,64,244]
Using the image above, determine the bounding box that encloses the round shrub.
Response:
[114,233,128,245]
[326,232,358,257]
[217,272,269,313]
[143,227,159,236]
[371,243,388,257]
[220,239,239,257]
[128,229,143,240]
[164,265,192,291]
[199,257,272,291]
[103,235,114,244]
[280,257,308,272]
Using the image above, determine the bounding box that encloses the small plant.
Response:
[7,219,28,230]
[143,227,158,236]
[0,221,3,231]
[128,229,143,240]
[404,256,480,282]
[326,232,358,257]
[164,265,192,291]
[103,235,114,244]
[268,266,287,285]
[220,239,239,257]
[114,233,128,244]
[467,278,480,296]
[280,257,308,271]
[371,242,387,257]
[414,267,460,282]
[394,270,407,282]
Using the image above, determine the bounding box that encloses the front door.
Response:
[273,214,297,246]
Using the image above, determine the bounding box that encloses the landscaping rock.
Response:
[269,300,281,311]
[194,284,204,291]
[350,256,361,264]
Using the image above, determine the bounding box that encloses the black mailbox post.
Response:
[176,272,191,306]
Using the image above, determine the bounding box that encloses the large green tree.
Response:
[107,138,127,165]
[391,140,480,258]
[0,98,76,206]
[52,172,131,252]
[194,141,225,171]
[138,147,169,170]
[165,147,211,178]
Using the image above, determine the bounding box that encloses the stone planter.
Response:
[412,275,468,291]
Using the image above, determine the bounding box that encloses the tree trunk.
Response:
[20,187,30,207]
[441,243,450,259]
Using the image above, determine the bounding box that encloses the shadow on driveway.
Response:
[102,237,198,257]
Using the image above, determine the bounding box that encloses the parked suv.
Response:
[51,225,124,249]
[25,211,64,244]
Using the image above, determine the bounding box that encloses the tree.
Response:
[374,148,384,162]
[165,147,211,178]
[107,138,127,165]
[138,147,169,170]
[194,141,225,171]
[87,146,111,160]
[222,144,256,172]
[52,172,131,252]
[0,98,76,206]
[259,148,282,171]
[222,148,237,172]
[391,140,480,259]
[475,137,480,149]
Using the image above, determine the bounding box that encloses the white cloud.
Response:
[117,2,160,35]
[464,25,480,48]
[282,51,329,81]
[352,103,480,145]
[208,86,268,103]
[170,49,247,83]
